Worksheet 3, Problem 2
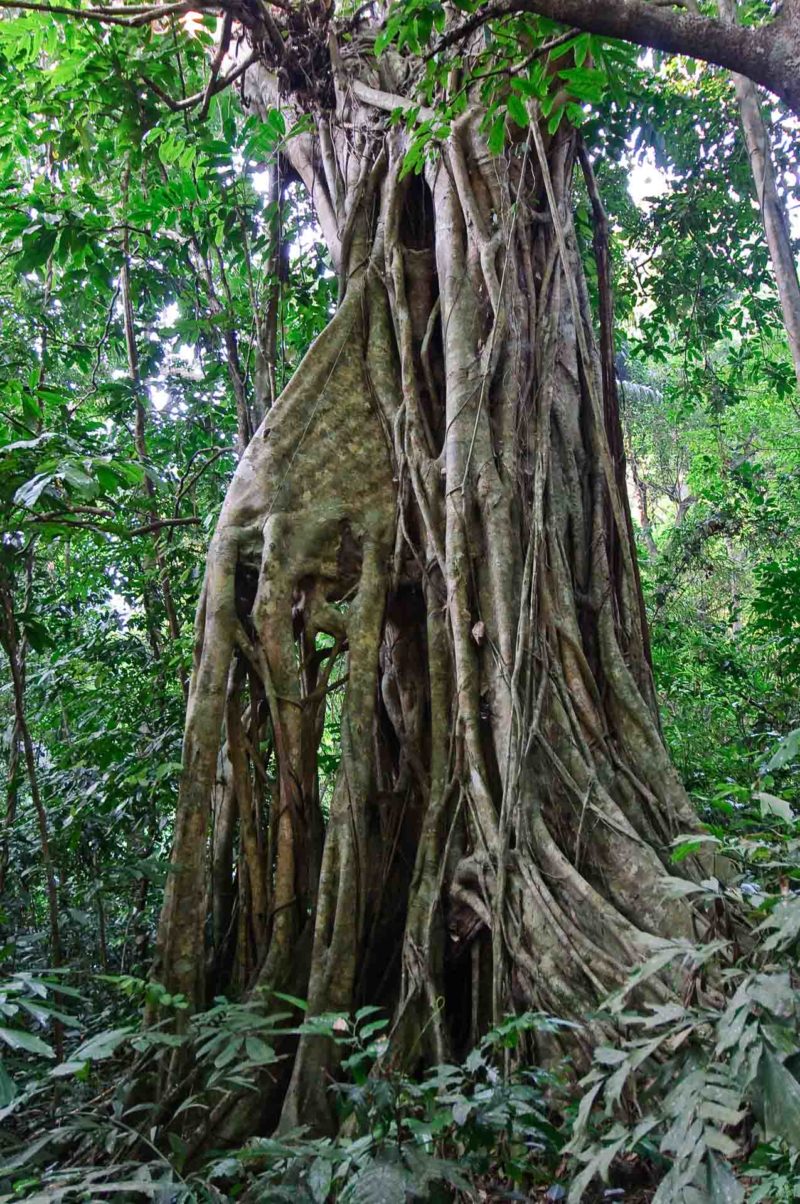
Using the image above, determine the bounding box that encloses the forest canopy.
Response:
[0,0,798,1200]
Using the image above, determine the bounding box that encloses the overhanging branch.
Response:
[5,0,799,114]
[430,0,800,115]
[0,0,208,27]
[141,50,258,113]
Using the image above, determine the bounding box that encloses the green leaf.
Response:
[272,992,308,1011]
[703,1126,740,1158]
[464,1048,484,1073]
[573,33,591,68]
[351,1161,408,1204]
[17,226,57,272]
[244,1036,277,1065]
[756,791,795,825]
[594,1046,628,1065]
[547,107,565,135]
[506,93,528,129]
[706,1153,744,1204]
[759,899,800,952]
[757,1047,800,1146]
[18,998,77,1028]
[487,114,506,155]
[355,1004,382,1021]
[50,1059,89,1077]
[360,1018,389,1039]
[13,471,56,509]
[557,66,607,104]
[0,1026,54,1057]
[21,615,52,653]
[60,460,98,496]
[72,1027,130,1062]
[0,1060,17,1106]
[569,1077,603,1143]
[308,1157,333,1204]
[763,728,800,772]
[698,1101,746,1128]
[214,1037,242,1069]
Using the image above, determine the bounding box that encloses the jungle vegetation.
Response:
[0,0,799,1199]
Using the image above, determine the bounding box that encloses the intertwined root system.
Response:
[151,53,699,1136]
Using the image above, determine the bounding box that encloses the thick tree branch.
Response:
[431,0,800,115]
[197,9,232,120]
[128,516,202,536]
[25,512,201,536]
[5,0,799,114]
[0,0,204,26]
[141,50,258,114]
[351,79,435,121]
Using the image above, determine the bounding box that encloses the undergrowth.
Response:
[3,764,800,1203]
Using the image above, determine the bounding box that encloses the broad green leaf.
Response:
[308,1157,333,1204]
[13,472,56,508]
[506,93,528,129]
[17,226,57,272]
[0,1026,54,1057]
[706,1152,743,1204]
[244,1036,277,1065]
[214,1037,242,1069]
[763,728,800,772]
[72,1027,130,1062]
[0,1060,16,1106]
[50,1059,89,1077]
[757,1047,800,1146]
[351,1160,408,1204]
[756,791,794,825]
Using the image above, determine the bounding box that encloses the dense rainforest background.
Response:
[0,0,799,1199]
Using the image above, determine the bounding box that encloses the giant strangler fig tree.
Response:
[147,0,702,1137]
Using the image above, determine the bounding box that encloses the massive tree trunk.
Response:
[149,20,699,1137]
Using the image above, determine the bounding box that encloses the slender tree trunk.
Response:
[628,452,658,558]
[94,865,110,975]
[252,161,282,418]
[718,0,800,393]
[0,718,21,900]
[190,235,255,455]
[121,166,187,694]
[149,26,702,1140]
[0,250,64,1040]
[0,577,64,1058]
[0,551,32,899]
